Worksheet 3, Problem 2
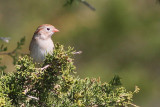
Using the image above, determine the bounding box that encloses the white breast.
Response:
[30,38,54,63]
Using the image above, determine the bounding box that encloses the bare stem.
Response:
[80,0,96,11]
[40,64,51,70]
[0,47,18,56]
[72,51,82,55]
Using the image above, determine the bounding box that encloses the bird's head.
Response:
[34,24,59,40]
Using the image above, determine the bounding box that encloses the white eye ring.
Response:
[47,28,50,31]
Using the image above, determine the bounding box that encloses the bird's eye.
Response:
[47,28,50,31]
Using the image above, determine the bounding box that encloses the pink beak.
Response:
[53,28,59,33]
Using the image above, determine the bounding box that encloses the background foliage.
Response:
[0,0,160,106]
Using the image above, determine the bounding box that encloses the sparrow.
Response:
[29,24,59,63]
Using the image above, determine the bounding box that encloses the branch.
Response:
[27,95,39,100]
[0,37,25,56]
[72,51,82,55]
[40,64,51,70]
[0,50,17,55]
[129,103,139,107]
[0,37,25,65]
[80,0,96,11]
[65,0,96,11]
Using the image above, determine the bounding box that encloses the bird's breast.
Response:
[30,38,54,63]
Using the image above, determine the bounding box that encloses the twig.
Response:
[31,65,51,77]
[80,0,96,11]
[0,50,16,55]
[34,64,51,71]
[0,37,25,56]
[157,0,160,3]
[72,51,82,55]
[27,95,39,100]
[40,64,51,70]
[129,103,139,107]
[0,43,20,56]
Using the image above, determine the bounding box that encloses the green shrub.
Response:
[0,43,139,107]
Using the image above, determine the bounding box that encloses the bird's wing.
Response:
[29,37,35,51]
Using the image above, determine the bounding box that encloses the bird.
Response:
[29,24,59,63]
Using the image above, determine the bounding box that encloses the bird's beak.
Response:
[53,28,59,33]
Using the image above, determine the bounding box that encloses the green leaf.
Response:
[109,75,122,86]
[3,47,7,51]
